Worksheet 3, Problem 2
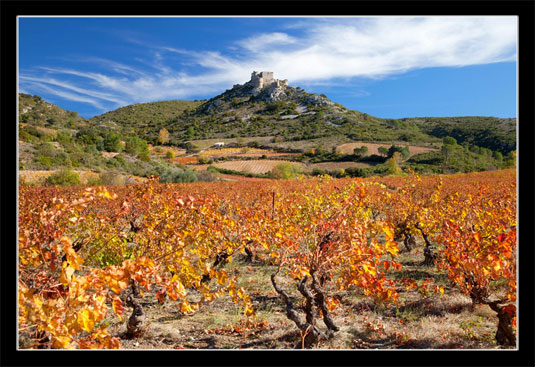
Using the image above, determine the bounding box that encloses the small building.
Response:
[213,142,225,148]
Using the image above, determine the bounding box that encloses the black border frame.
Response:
[2,1,534,367]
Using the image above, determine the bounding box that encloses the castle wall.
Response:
[250,71,284,89]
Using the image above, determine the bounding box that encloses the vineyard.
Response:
[17,169,517,349]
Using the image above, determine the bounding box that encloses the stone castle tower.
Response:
[250,71,288,89]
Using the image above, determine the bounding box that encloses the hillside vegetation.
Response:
[18,83,516,185]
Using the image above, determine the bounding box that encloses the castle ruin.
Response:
[249,71,288,90]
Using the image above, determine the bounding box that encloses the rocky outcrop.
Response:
[199,71,334,113]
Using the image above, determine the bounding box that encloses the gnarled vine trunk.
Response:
[416,224,437,266]
[488,301,516,346]
[126,285,145,338]
[271,272,339,348]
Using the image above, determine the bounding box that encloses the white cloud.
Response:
[20,74,128,105]
[23,81,108,111]
[19,16,517,116]
[235,32,298,53]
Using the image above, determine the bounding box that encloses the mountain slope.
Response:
[90,99,203,128]
[17,72,516,181]
[66,72,516,155]
[19,93,87,128]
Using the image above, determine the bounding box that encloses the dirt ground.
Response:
[102,247,512,350]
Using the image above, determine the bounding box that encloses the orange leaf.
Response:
[112,296,124,322]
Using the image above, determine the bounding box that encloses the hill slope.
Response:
[84,73,516,155]
[17,72,517,182]
[19,93,87,128]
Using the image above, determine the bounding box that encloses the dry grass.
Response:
[19,123,58,137]
[101,152,120,159]
[170,156,199,165]
[101,248,511,350]
[149,145,187,156]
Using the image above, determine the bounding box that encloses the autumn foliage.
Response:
[18,169,517,348]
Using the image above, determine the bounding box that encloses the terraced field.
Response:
[303,161,377,172]
[192,160,304,175]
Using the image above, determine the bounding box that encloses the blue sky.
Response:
[18,17,517,119]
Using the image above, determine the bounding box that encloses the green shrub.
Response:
[158,167,197,183]
[268,162,303,179]
[56,130,73,144]
[34,155,53,168]
[87,176,103,186]
[104,132,123,152]
[165,150,175,159]
[76,127,100,145]
[138,153,151,162]
[198,156,212,164]
[386,157,402,175]
[19,129,39,143]
[125,136,149,155]
[45,169,81,186]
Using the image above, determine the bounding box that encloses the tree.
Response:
[104,132,123,152]
[386,156,402,175]
[504,150,516,167]
[125,136,149,156]
[442,136,457,146]
[378,146,389,157]
[158,128,170,145]
[76,128,100,145]
[401,146,410,160]
[353,146,368,157]
[268,163,303,179]
[441,144,455,162]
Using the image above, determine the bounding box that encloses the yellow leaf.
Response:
[77,309,95,332]
[386,240,399,256]
[59,263,75,285]
[244,305,256,317]
[383,225,394,240]
[180,300,197,314]
[216,270,229,285]
[52,335,74,349]
[362,264,377,276]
